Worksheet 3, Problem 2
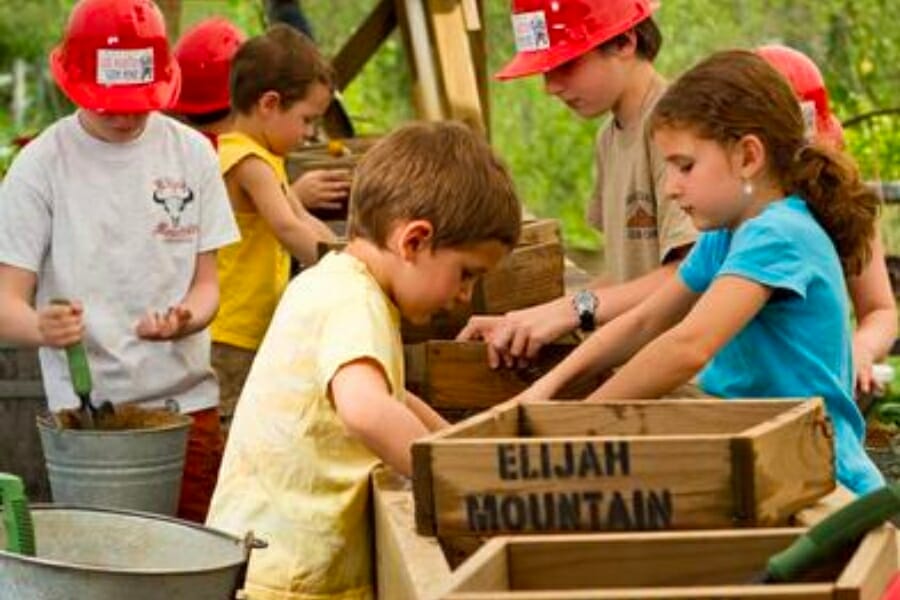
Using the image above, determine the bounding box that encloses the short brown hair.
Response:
[650,50,879,276]
[230,23,332,114]
[348,122,522,250]
[598,18,662,62]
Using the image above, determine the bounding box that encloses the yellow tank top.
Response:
[212,132,290,350]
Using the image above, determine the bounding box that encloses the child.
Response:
[210,24,344,431]
[0,0,239,521]
[758,44,897,394]
[518,50,884,495]
[206,121,521,599]
[171,19,350,212]
[460,0,697,367]
[171,17,246,147]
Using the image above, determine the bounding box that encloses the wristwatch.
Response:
[572,289,598,332]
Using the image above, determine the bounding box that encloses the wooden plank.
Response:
[446,538,508,593]
[476,241,564,314]
[428,435,737,536]
[518,219,560,246]
[330,0,397,91]
[426,0,486,133]
[404,341,596,411]
[444,587,834,599]
[373,467,452,600]
[507,530,803,588]
[442,530,846,599]
[395,0,446,121]
[834,525,898,600]
[521,400,800,437]
[740,399,835,526]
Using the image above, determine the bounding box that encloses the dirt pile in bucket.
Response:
[49,405,182,431]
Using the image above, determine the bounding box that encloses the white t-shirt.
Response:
[0,112,239,413]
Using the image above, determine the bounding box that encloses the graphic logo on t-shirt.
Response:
[625,191,658,240]
[152,178,198,241]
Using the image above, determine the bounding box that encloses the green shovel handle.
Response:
[50,299,92,397]
[766,483,900,582]
[0,473,35,556]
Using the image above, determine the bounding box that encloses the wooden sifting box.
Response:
[404,340,600,421]
[413,398,835,537]
[441,527,898,600]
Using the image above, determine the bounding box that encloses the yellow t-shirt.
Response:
[206,252,404,600]
[211,131,290,350]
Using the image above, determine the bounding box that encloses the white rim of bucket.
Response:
[0,504,251,575]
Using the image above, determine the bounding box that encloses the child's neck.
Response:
[732,181,789,228]
[612,62,660,130]
[232,113,278,155]
[344,238,396,301]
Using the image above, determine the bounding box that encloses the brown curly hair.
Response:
[650,50,879,276]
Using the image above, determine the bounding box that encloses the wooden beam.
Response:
[156,0,182,41]
[395,0,446,121]
[330,0,398,91]
[427,0,486,133]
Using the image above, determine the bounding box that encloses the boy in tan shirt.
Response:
[460,0,696,366]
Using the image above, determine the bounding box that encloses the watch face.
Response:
[576,290,596,312]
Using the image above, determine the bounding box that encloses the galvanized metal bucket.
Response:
[0,505,261,600]
[37,414,191,516]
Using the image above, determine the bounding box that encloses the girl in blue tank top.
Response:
[521,50,884,495]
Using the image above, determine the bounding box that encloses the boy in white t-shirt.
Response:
[0,0,238,522]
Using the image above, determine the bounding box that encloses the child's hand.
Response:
[291,169,351,210]
[38,300,84,348]
[853,339,878,395]
[136,304,193,341]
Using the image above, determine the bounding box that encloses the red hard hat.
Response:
[757,44,844,148]
[49,0,180,113]
[172,17,245,115]
[496,0,656,81]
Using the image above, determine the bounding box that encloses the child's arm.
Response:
[284,182,343,241]
[404,390,450,432]
[331,358,431,477]
[0,264,83,348]
[591,275,772,400]
[848,231,897,394]
[458,259,684,368]
[521,275,700,401]
[289,169,352,211]
[232,156,336,265]
[136,251,219,340]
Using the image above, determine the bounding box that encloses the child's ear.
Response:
[398,220,434,260]
[258,91,281,115]
[735,134,767,180]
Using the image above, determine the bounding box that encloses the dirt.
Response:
[48,405,183,431]
[866,422,899,448]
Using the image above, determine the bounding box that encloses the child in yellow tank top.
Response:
[208,25,338,431]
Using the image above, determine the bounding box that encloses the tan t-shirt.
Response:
[586,75,697,283]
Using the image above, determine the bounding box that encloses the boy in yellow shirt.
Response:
[210,24,340,430]
[206,121,522,599]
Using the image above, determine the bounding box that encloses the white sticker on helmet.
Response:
[800,100,818,140]
[511,11,551,52]
[97,48,155,85]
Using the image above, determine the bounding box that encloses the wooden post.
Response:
[156,0,182,41]
[426,0,486,133]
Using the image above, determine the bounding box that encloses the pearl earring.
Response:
[742,179,754,199]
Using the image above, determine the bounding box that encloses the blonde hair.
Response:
[651,50,879,275]
[349,121,521,249]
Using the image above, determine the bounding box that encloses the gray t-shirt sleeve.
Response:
[191,137,239,253]
[0,144,52,272]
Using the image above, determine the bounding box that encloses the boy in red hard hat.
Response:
[0,0,239,522]
[461,0,697,369]
[171,17,246,148]
[172,18,351,226]
[757,44,897,394]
